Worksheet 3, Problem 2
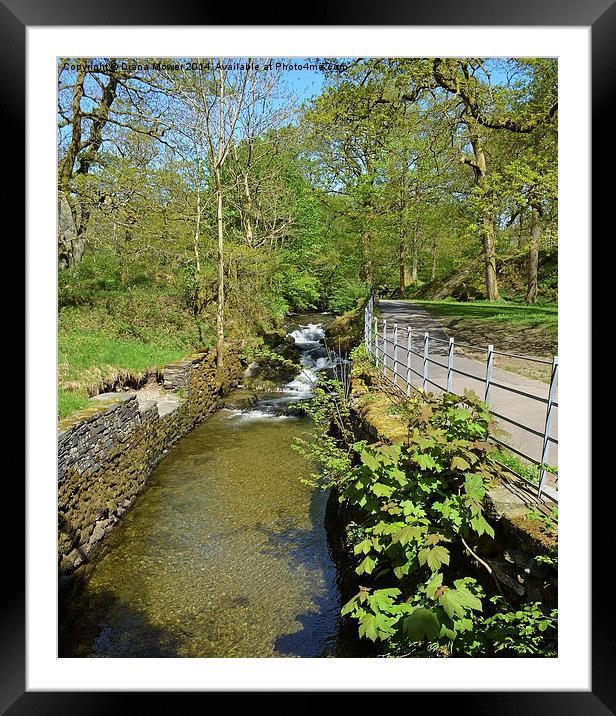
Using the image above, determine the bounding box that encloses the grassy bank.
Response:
[58,325,191,419]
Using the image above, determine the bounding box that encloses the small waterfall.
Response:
[224,320,335,422]
[283,323,331,399]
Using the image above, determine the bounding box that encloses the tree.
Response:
[57,58,170,268]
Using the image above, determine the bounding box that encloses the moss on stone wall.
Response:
[58,346,244,577]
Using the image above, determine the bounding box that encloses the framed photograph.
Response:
[6,0,603,709]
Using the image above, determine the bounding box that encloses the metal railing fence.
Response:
[363,296,558,501]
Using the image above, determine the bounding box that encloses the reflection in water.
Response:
[59,317,356,658]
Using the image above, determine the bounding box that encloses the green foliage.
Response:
[276,269,321,312]
[470,597,558,656]
[293,377,356,490]
[527,506,558,534]
[327,279,370,314]
[302,376,557,657]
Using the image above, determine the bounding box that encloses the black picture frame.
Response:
[5,1,602,711]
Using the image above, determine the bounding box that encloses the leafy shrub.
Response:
[279,270,321,311]
[300,377,558,657]
[327,278,369,314]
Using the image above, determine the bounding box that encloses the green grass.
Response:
[59,329,189,382]
[58,314,192,419]
[410,299,558,334]
[58,388,91,420]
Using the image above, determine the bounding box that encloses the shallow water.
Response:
[59,317,354,658]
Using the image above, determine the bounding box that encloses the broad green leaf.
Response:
[451,456,471,471]
[414,453,437,471]
[439,623,457,641]
[356,554,377,575]
[464,473,485,502]
[353,538,372,555]
[419,545,450,571]
[393,563,410,579]
[392,524,425,546]
[372,521,402,536]
[470,513,495,538]
[360,449,380,472]
[455,617,474,633]
[358,613,379,642]
[439,583,483,619]
[426,572,444,599]
[402,608,440,641]
[439,588,467,620]
[369,588,401,612]
[341,597,358,616]
[379,443,402,464]
[372,482,395,498]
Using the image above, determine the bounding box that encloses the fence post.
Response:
[485,344,494,405]
[374,318,379,367]
[382,319,388,377]
[447,338,454,393]
[393,323,399,387]
[423,332,429,391]
[406,328,412,397]
[538,356,558,498]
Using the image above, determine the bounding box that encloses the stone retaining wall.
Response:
[58,347,243,577]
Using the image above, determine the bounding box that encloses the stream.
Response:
[59,314,359,658]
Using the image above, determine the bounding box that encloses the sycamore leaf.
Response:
[393,563,410,579]
[391,468,408,485]
[372,482,395,498]
[360,449,381,472]
[356,554,377,575]
[470,513,495,538]
[439,589,467,620]
[358,613,379,642]
[402,608,440,641]
[439,623,457,641]
[341,597,358,616]
[369,588,401,612]
[419,405,433,422]
[451,456,471,471]
[392,524,425,546]
[439,584,482,619]
[419,545,450,571]
[372,521,403,536]
[452,579,483,612]
[455,617,474,633]
[414,453,437,471]
[426,572,444,600]
[379,443,402,464]
[353,538,373,555]
[464,473,486,502]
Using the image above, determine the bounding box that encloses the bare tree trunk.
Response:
[483,216,500,301]
[466,124,500,301]
[431,239,437,280]
[399,231,407,294]
[518,212,524,249]
[361,231,373,287]
[193,158,202,274]
[411,226,419,284]
[215,171,225,368]
[242,171,255,247]
[526,205,542,304]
